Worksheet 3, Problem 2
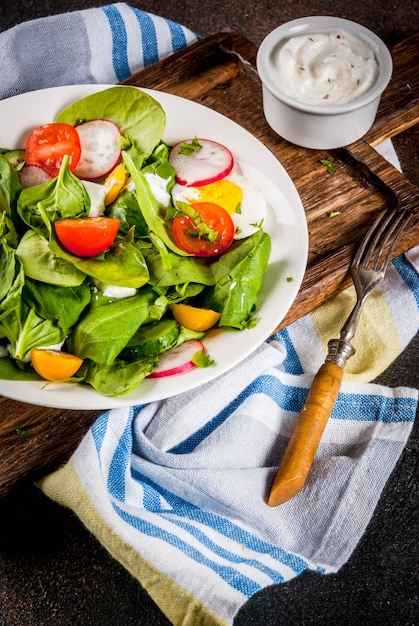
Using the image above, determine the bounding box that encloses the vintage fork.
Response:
[268,208,412,507]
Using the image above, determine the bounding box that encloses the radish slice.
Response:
[19,164,52,188]
[169,138,234,186]
[73,119,121,181]
[148,340,205,378]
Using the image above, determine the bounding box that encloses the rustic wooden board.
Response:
[1,31,418,497]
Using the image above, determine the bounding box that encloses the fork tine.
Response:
[352,210,389,268]
[375,210,411,271]
[353,209,411,271]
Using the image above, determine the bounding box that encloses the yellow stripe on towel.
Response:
[38,461,227,626]
[310,285,401,383]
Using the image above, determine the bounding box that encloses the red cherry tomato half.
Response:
[172,202,235,257]
[25,123,81,177]
[54,217,120,257]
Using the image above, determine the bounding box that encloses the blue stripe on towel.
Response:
[132,10,159,68]
[113,501,264,597]
[393,255,419,308]
[331,393,417,422]
[91,410,111,454]
[101,4,130,81]
[164,18,188,52]
[270,327,304,375]
[169,373,416,454]
[169,375,307,453]
[130,468,308,578]
[106,410,134,500]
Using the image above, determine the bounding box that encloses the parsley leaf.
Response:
[15,428,30,438]
[319,156,336,174]
[192,350,215,368]
[179,137,202,156]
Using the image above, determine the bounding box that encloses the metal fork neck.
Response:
[325,338,356,369]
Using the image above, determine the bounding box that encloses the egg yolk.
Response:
[195,178,242,215]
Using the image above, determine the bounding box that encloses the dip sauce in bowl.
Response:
[272,30,378,106]
[257,17,392,149]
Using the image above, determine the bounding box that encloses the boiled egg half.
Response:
[171,170,267,239]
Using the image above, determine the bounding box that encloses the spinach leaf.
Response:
[0,356,42,381]
[106,188,149,236]
[204,230,271,329]
[123,151,188,256]
[67,288,157,365]
[1,303,65,362]
[16,229,86,286]
[1,241,78,362]
[0,154,21,220]
[80,356,158,396]
[0,209,18,248]
[142,243,214,287]
[141,142,176,189]
[0,240,19,302]
[23,278,91,330]
[17,156,90,235]
[55,86,165,162]
[107,142,176,237]
[49,233,149,288]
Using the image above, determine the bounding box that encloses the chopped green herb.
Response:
[319,156,336,174]
[176,201,219,242]
[192,350,215,368]
[15,428,30,438]
[244,315,259,329]
[179,137,202,155]
[250,218,264,229]
[286,276,294,282]
[328,211,341,217]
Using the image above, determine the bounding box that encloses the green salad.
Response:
[0,86,271,396]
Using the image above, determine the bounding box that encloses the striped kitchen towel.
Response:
[40,248,419,626]
[1,5,417,625]
[0,3,198,100]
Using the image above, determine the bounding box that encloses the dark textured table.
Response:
[0,2,418,625]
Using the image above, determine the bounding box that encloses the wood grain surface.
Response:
[0,31,418,497]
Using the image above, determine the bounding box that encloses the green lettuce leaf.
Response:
[55,86,165,162]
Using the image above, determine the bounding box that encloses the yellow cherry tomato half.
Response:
[171,303,221,331]
[31,349,83,381]
[103,163,127,206]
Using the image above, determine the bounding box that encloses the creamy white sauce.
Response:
[93,279,137,299]
[83,180,107,217]
[271,29,378,105]
[143,173,171,207]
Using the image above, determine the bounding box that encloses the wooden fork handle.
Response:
[267,361,344,507]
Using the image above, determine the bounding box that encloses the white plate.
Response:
[0,84,308,410]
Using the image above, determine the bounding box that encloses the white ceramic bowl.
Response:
[256,16,393,149]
